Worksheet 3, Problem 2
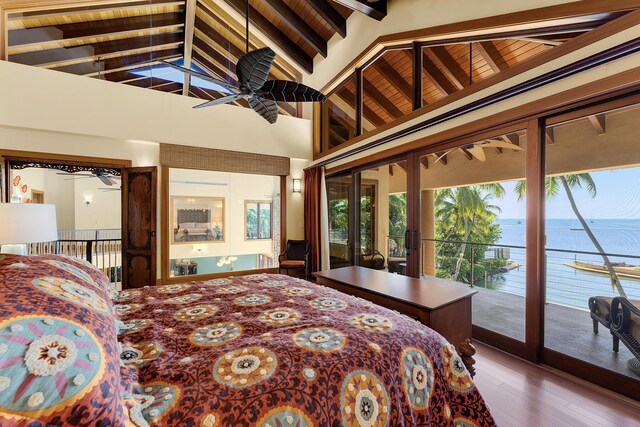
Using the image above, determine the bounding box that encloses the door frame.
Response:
[0,149,131,202]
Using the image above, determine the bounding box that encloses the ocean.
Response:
[484,219,640,309]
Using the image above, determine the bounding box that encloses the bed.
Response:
[0,254,496,426]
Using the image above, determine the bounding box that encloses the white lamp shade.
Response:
[0,203,58,244]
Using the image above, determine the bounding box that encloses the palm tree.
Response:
[514,174,626,298]
[436,184,504,281]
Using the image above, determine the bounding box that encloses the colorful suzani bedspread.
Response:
[115,274,496,426]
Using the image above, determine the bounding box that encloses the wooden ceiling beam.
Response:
[192,49,238,87]
[9,12,184,47]
[371,57,412,103]
[8,31,183,67]
[588,113,606,134]
[334,85,385,128]
[152,81,182,93]
[263,0,327,57]
[500,133,520,146]
[222,0,313,73]
[426,46,470,90]
[363,77,403,120]
[50,46,181,75]
[419,157,428,169]
[545,128,555,144]
[306,0,346,38]
[197,2,296,81]
[331,0,386,21]
[474,41,508,73]
[193,36,236,80]
[421,51,457,96]
[395,162,407,173]
[182,0,196,96]
[194,16,245,60]
[9,1,183,20]
[460,148,473,160]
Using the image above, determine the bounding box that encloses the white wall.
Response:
[9,168,76,230]
[73,176,121,230]
[0,61,312,160]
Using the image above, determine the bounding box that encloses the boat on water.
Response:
[567,261,640,279]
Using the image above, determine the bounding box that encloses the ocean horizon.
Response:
[479,218,640,309]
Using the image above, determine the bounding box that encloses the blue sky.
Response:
[493,167,640,219]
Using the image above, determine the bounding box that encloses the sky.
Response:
[492,167,640,220]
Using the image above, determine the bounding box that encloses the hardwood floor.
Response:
[473,342,640,427]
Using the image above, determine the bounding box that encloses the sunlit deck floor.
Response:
[467,285,638,379]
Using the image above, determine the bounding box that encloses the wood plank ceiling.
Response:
[5,0,354,117]
[325,10,625,146]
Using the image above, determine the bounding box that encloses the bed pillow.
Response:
[195,222,210,228]
[0,254,126,426]
[180,222,196,229]
[33,253,115,298]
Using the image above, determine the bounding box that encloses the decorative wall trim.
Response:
[159,143,291,176]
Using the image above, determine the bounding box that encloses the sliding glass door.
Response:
[327,174,353,269]
[542,100,640,384]
[355,159,410,275]
[416,129,529,344]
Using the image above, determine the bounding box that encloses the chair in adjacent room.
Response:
[278,240,310,279]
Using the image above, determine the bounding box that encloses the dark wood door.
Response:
[121,167,157,289]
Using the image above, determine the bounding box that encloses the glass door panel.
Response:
[544,102,640,380]
[418,131,528,341]
[327,174,353,269]
[357,160,409,275]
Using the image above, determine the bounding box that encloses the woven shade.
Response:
[160,144,290,176]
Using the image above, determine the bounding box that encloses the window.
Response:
[245,201,272,240]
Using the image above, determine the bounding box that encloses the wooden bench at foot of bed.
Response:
[313,266,478,376]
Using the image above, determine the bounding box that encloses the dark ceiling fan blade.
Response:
[257,80,327,102]
[193,94,243,109]
[98,175,113,186]
[236,47,275,91]
[160,60,239,93]
[249,96,278,124]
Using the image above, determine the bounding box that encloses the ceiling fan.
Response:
[163,0,326,124]
[434,139,523,163]
[56,170,121,186]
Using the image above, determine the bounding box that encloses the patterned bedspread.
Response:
[116,274,496,426]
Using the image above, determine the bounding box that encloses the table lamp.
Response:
[0,203,58,255]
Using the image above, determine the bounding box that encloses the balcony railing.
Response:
[421,238,640,310]
[27,228,122,288]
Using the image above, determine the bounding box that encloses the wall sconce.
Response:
[292,178,302,193]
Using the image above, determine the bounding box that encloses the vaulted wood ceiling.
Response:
[324,10,626,147]
[5,0,355,117]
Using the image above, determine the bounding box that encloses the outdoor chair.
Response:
[610,296,640,375]
[278,240,310,279]
[588,296,613,334]
[359,250,386,270]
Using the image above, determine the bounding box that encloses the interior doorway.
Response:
[0,150,155,290]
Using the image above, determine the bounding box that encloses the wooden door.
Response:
[121,167,157,289]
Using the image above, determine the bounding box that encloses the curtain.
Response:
[319,168,330,270]
[304,167,322,273]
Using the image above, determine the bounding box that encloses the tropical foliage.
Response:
[515,173,626,297]
[434,184,506,283]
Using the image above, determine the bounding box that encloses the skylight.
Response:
[133,61,233,94]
